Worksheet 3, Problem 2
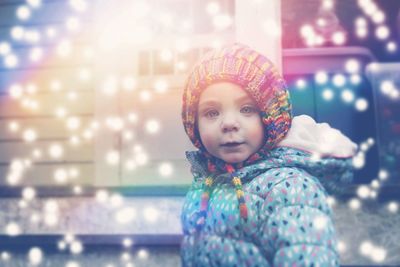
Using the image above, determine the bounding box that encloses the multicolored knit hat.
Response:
[182,43,292,226]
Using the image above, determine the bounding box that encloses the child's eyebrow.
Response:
[235,95,255,105]
[198,100,221,108]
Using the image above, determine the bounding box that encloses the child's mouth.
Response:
[221,142,244,147]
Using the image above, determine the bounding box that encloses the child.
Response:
[180,43,357,266]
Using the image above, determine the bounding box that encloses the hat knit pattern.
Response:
[182,43,292,228]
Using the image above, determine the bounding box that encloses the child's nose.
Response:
[221,114,240,133]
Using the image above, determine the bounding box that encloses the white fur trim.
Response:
[277,115,358,158]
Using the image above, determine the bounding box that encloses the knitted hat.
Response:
[181,43,292,226]
[182,43,291,152]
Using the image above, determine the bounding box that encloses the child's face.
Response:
[197,82,264,164]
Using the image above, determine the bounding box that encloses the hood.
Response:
[186,115,358,194]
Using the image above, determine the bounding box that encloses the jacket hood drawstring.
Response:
[195,163,248,230]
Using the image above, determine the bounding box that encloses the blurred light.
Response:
[5,222,21,236]
[24,30,41,43]
[387,202,398,213]
[371,247,387,263]
[62,233,74,243]
[11,26,25,40]
[121,76,136,91]
[22,187,36,201]
[213,14,232,30]
[9,84,23,99]
[54,168,68,184]
[322,88,334,101]
[23,129,37,142]
[345,59,360,73]
[332,74,346,87]
[55,107,67,118]
[96,190,109,203]
[44,200,59,213]
[50,79,62,91]
[296,79,307,89]
[106,117,124,132]
[9,121,20,132]
[263,19,281,37]
[0,42,11,55]
[48,144,64,159]
[360,240,373,255]
[355,98,368,111]
[350,74,362,85]
[110,193,124,207]
[124,160,137,171]
[44,213,58,226]
[154,80,168,93]
[130,1,150,19]
[356,185,370,199]
[1,251,11,261]
[331,31,346,45]
[367,138,375,146]
[121,252,131,261]
[70,241,83,254]
[68,168,79,179]
[127,113,138,124]
[160,49,172,62]
[146,119,160,134]
[26,83,37,94]
[176,61,187,72]
[123,131,135,141]
[27,0,42,8]
[362,2,378,16]
[67,117,81,130]
[16,5,31,21]
[137,249,149,260]
[352,153,365,169]
[69,0,87,12]
[159,162,173,177]
[356,27,368,38]
[144,206,159,223]
[135,152,148,166]
[206,2,220,15]
[378,169,389,181]
[341,89,354,103]
[386,41,397,53]
[371,11,385,24]
[375,25,390,40]
[122,238,133,247]
[115,207,136,224]
[313,215,328,230]
[315,71,328,84]
[4,54,19,68]
[300,24,314,37]
[73,186,82,194]
[322,0,334,10]
[326,196,336,207]
[140,90,152,101]
[57,40,72,57]
[66,17,80,32]
[355,16,367,27]
[106,151,120,165]
[28,247,43,265]
[46,27,57,39]
[66,261,80,267]
[349,198,361,210]
[337,240,347,253]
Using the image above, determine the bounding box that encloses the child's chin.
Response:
[221,155,247,164]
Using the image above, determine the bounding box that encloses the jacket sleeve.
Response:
[257,168,340,267]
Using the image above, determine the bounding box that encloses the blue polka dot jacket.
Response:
[180,117,357,267]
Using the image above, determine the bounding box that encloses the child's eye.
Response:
[240,106,257,114]
[204,109,219,118]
